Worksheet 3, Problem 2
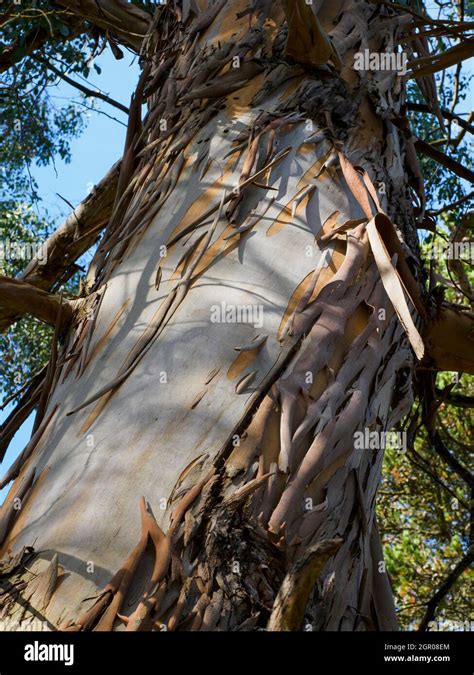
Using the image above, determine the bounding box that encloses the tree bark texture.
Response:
[0,0,427,631]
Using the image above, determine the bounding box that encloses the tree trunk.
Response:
[0,0,424,631]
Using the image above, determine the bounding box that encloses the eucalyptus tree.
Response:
[0,0,472,632]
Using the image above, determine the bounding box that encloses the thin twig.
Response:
[36,56,130,114]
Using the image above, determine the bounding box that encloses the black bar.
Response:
[0,630,471,673]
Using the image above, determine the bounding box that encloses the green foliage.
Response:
[380,384,473,628]
[0,1,103,396]
[407,76,472,210]
[0,1,101,199]
[0,203,53,397]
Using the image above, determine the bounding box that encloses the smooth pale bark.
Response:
[1,0,423,631]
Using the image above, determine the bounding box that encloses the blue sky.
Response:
[34,49,139,224]
[0,50,140,503]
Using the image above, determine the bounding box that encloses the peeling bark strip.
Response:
[0,405,58,490]
[1,0,472,632]
[334,152,425,359]
[0,368,46,463]
[365,217,424,359]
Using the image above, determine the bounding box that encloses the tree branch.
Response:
[36,56,130,114]
[407,449,469,509]
[431,431,473,489]
[267,538,343,631]
[430,111,474,149]
[0,159,119,329]
[28,159,119,288]
[427,191,473,216]
[407,102,474,136]
[418,547,474,631]
[435,389,474,408]
[414,137,474,183]
[0,276,73,332]
[0,0,152,74]
[55,0,151,51]
[0,20,82,73]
